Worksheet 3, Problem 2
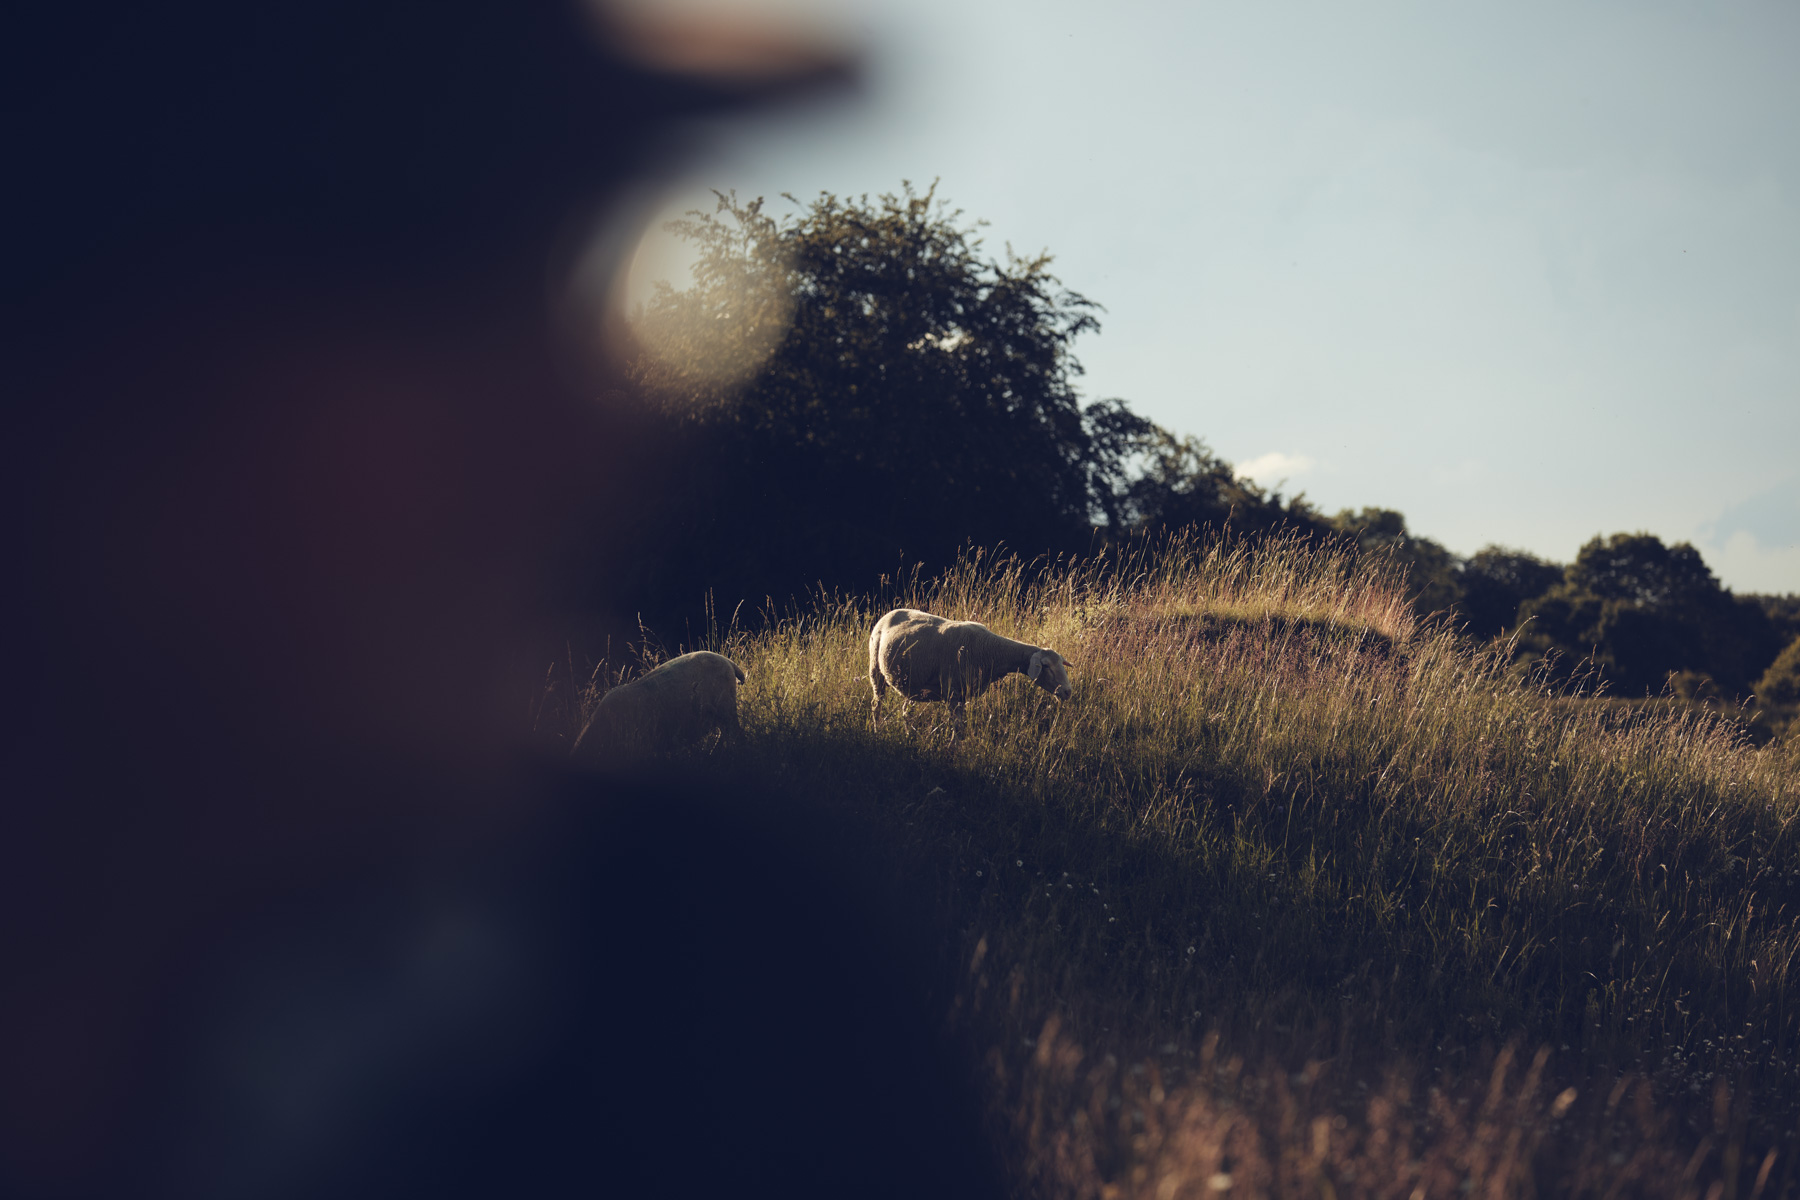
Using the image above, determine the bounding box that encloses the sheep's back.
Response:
[591,652,741,744]
[874,612,1000,698]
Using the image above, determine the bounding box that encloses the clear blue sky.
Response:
[617,0,1799,592]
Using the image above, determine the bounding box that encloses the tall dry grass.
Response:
[552,532,1800,1197]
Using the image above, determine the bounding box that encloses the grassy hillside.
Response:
[551,534,1800,1198]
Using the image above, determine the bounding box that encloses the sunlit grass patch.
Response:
[551,530,1800,1195]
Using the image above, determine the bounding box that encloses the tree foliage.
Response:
[1456,547,1565,639]
[1758,637,1800,708]
[1565,533,1717,609]
[616,185,1155,616]
[1514,533,1783,695]
[1117,431,1324,539]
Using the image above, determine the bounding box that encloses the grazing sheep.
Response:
[868,608,1072,740]
[572,651,746,759]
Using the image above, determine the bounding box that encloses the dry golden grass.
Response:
[549,532,1800,1197]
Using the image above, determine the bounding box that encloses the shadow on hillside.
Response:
[663,711,1800,1156]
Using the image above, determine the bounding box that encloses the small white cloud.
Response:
[1700,477,1799,552]
[1235,451,1315,484]
[1691,477,1800,592]
[1700,531,1800,594]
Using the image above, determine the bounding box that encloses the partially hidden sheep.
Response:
[868,608,1071,740]
[572,650,747,759]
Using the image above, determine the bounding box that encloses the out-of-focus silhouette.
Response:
[5,3,1000,1195]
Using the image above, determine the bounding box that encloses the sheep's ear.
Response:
[1027,650,1044,681]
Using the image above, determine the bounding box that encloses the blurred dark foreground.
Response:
[56,767,999,1199]
[4,2,999,1195]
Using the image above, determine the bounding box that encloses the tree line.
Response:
[591,185,1797,723]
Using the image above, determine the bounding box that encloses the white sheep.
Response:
[867,608,1072,740]
[572,650,746,759]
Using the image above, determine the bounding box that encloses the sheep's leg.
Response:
[949,700,968,743]
[870,669,887,726]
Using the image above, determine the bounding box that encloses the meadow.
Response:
[545,533,1800,1198]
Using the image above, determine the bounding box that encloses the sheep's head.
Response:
[1026,648,1072,700]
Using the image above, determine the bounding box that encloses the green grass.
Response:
[554,532,1800,1197]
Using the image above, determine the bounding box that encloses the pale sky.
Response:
[615,0,1800,592]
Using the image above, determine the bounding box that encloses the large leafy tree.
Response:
[616,185,1154,615]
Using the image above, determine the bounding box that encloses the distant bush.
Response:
[1514,533,1784,696]
[1456,546,1565,639]
[1754,636,1800,740]
[1759,637,1800,707]
[1114,428,1326,540]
